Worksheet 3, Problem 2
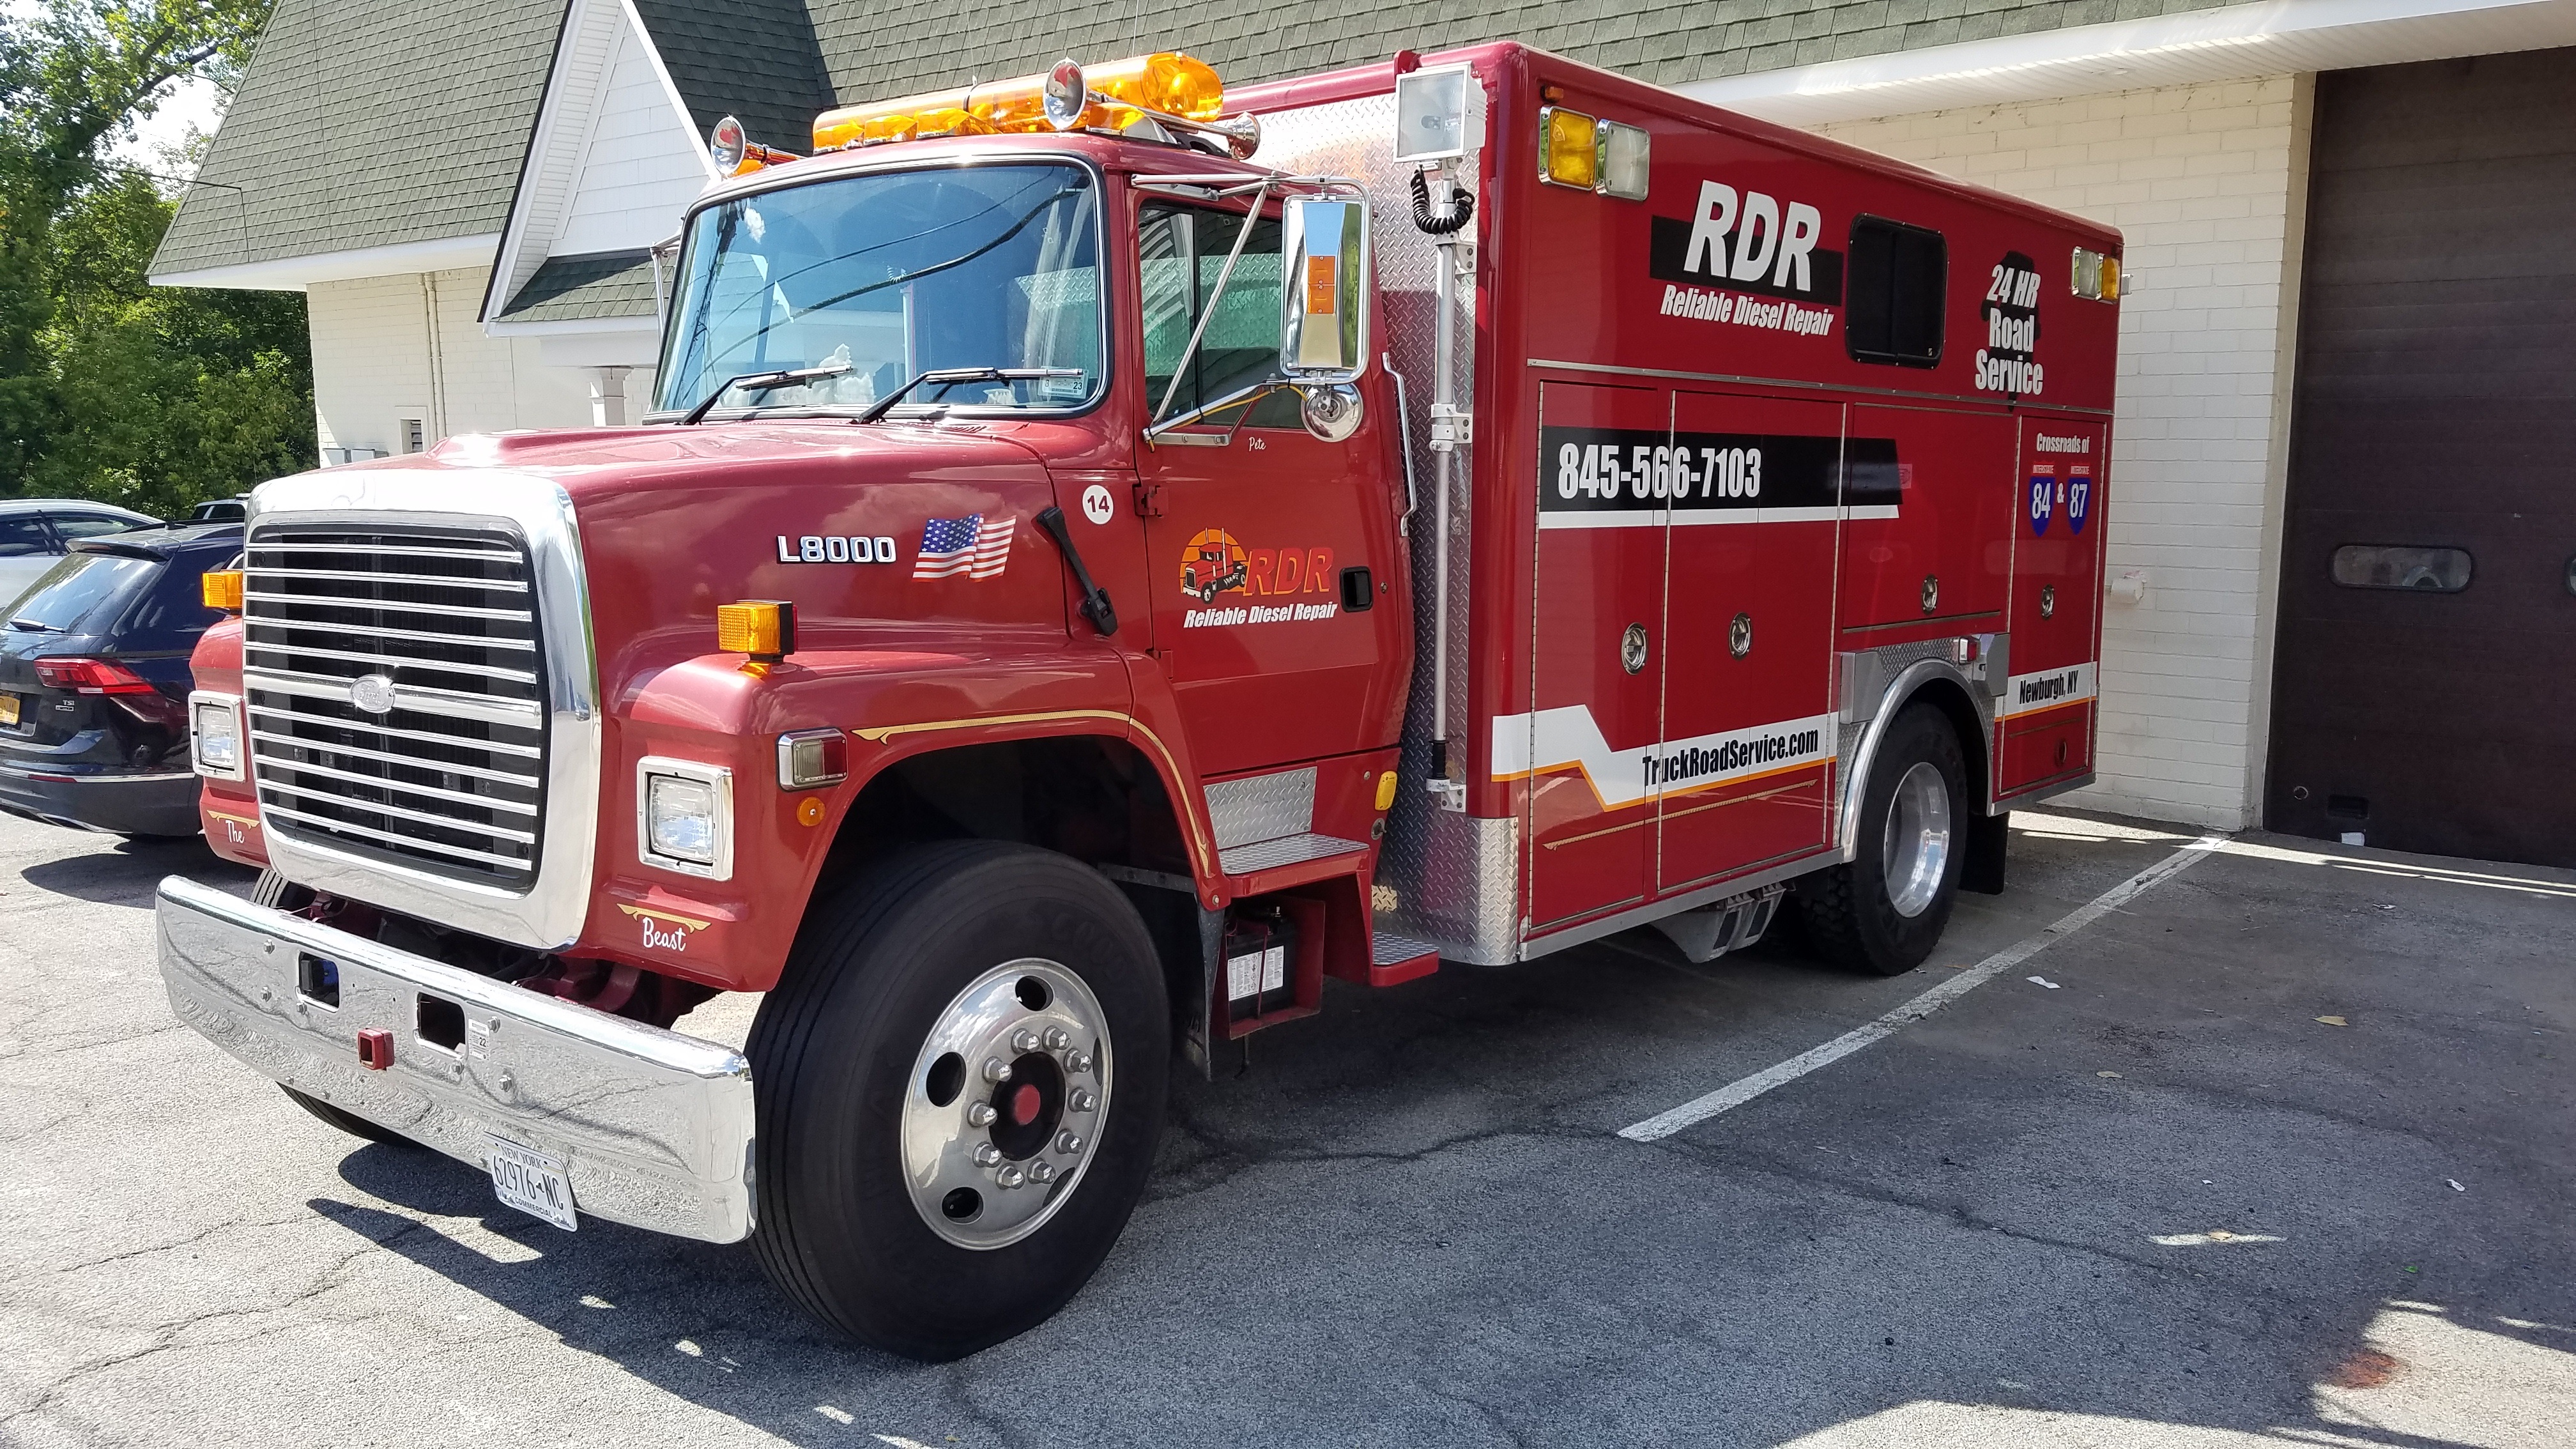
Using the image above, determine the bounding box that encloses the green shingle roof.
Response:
[160,0,2248,287]
[632,0,835,155]
[801,0,2246,103]
[151,0,563,277]
[498,249,658,321]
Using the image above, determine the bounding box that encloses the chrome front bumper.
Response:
[155,875,755,1243]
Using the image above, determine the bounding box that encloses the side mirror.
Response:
[1280,195,1370,438]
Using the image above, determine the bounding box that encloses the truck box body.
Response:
[1243,45,2120,961]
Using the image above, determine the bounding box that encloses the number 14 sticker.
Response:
[2027,465,2094,537]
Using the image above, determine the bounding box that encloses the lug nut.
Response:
[981,1057,1011,1084]
[996,1165,1026,1189]
[1063,1050,1092,1075]
[1043,1027,1070,1050]
[1010,1029,1041,1054]
[965,1102,997,1128]
[1069,1089,1097,1112]
[1055,1130,1084,1155]
[1028,1161,1056,1184]
[973,1144,1002,1167]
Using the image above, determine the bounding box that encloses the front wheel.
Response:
[1796,702,1969,976]
[747,841,1169,1361]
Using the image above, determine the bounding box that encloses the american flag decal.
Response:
[912,513,1014,580]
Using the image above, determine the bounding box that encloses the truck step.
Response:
[1216,832,1368,876]
[1365,930,1441,988]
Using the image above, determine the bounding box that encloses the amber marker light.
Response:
[1375,770,1400,811]
[201,569,243,612]
[1540,107,1598,190]
[717,600,796,664]
[797,797,827,827]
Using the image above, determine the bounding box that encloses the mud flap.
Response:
[1961,810,2009,895]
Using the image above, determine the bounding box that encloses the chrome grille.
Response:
[242,525,547,887]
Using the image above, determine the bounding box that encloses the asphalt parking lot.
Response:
[2,806,2570,1448]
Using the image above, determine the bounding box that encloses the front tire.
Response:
[1797,703,1969,976]
[747,841,1169,1361]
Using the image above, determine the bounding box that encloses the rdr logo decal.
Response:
[1649,179,1844,338]
[1177,528,1342,627]
[1976,252,2044,396]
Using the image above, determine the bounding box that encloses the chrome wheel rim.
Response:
[1882,760,1953,918]
[901,958,1110,1250]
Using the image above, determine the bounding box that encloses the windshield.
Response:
[656,162,1104,418]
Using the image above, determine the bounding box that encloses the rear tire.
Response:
[747,841,1169,1361]
[1797,703,1968,976]
[280,1085,415,1146]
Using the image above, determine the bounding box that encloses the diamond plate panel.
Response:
[1205,765,1316,850]
[1256,90,1506,963]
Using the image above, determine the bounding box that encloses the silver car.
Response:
[0,500,158,611]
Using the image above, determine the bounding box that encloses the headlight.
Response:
[637,758,733,879]
[190,693,242,780]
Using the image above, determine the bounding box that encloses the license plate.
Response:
[485,1135,578,1231]
[0,695,17,727]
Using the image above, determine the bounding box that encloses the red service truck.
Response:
[162,42,2120,1359]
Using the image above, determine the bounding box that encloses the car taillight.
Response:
[32,657,157,695]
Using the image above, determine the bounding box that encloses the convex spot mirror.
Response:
[1280,195,1372,441]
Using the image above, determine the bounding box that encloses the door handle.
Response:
[1034,506,1117,637]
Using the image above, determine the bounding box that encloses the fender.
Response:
[592,645,1223,992]
[1834,656,1996,861]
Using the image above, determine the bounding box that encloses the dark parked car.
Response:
[0,522,243,837]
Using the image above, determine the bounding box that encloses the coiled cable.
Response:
[1410,167,1475,235]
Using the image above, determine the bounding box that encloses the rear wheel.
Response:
[748,841,1169,1361]
[1797,703,1968,976]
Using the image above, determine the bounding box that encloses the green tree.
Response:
[1,0,312,514]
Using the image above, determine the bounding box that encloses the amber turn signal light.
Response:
[717,600,797,661]
[201,569,244,611]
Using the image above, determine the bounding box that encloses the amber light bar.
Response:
[811,52,1250,158]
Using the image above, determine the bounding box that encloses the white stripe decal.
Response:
[1998,661,2097,719]
[1492,705,1837,809]
[1617,832,2226,1141]
[1538,505,1897,531]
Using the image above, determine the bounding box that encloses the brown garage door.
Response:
[2267,49,2576,867]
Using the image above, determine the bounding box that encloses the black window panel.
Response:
[1846,216,1947,367]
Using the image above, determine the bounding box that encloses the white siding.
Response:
[309,265,600,453]
[1815,76,2310,831]
[550,20,706,259]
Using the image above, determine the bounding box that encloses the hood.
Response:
[255,421,1075,684]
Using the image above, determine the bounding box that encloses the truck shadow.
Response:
[291,819,2573,1447]
[17,831,254,908]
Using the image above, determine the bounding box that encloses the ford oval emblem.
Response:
[348,673,397,715]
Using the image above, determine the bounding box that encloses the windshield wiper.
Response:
[853,367,1083,424]
[678,360,854,425]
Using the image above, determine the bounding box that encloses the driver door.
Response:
[1132,200,1393,779]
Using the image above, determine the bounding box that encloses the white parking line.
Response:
[1617,833,2227,1142]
